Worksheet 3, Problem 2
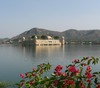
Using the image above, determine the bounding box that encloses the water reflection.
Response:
[18,45,64,63]
[16,45,100,75]
[35,46,62,58]
[17,45,100,65]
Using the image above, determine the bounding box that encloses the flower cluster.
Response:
[85,66,92,83]
[18,57,100,88]
[54,65,63,75]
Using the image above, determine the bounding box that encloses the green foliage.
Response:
[41,35,47,39]
[53,36,59,39]
[0,81,16,88]
[18,57,100,88]
[0,82,7,88]
[31,35,35,39]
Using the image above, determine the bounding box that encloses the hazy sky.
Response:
[0,0,100,38]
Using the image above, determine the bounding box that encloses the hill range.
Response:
[11,28,100,42]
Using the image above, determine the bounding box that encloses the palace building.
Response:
[21,36,65,46]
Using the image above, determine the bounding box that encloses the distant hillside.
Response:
[11,28,62,40]
[0,38,9,44]
[62,29,100,41]
[11,28,100,42]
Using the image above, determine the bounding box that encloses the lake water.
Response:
[0,44,100,82]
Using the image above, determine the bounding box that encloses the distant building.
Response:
[22,36,65,46]
[34,36,65,46]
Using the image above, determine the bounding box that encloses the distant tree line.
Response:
[31,35,59,39]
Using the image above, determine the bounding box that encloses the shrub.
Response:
[0,82,6,88]
[18,57,100,88]
[53,36,59,39]
[41,35,47,39]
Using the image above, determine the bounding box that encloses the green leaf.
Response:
[81,57,86,62]
[25,83,30,88]
[46,81,52,88]
[87,83,92,88]
[75,81,80,88]
[16,83,20,86]
[87,59,92,65]
[65,70,68,72]
[94,78,98,84]
[33,82,39,87]
[93,72,99,74]
[57,81,63,88]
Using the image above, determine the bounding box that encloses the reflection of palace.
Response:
[21,36,65,46]
[35,46,62,58]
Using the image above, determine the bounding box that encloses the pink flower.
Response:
[85,66,92,83]
[29,81,34,85]
[25,72,28,76]
[79,81,85,88]
[85,73,92,79]
[86,57,89,59]
[87,79,91,83]
[55,65,63,72]
[32,73,36,76]
[32,68,36,71]
[83,63,87,66]
[86,66,91,72]
[54,65,63,75]
[96,83,100,88]
[72,59,79,63]
[20,73,25,79]
[68,66,79,74]
[68,80,75,85]
[86,66,90,70]
[54,71,63,75]
[63,79,75,86]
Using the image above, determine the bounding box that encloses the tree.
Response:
[31,35,35,39]
[41,35,47,39]
[54,36,59,39]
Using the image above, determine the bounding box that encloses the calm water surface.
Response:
[0,44,100,82]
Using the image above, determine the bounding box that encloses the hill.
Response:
[62,29,100,41]
[11,28,62,40]
[11,28,100,42]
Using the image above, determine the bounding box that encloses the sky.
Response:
[0,0,100,38]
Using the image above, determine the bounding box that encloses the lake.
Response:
[0,44,100,82]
